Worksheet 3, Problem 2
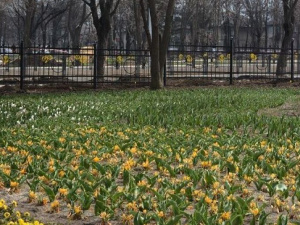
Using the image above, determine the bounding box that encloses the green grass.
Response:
[1,87,300,224]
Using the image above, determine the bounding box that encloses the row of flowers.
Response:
[1,124,300,224]
[0,199,42,225]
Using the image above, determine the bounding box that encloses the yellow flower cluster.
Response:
[0,199,44,225]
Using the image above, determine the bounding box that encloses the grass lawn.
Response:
[1,87,300,225]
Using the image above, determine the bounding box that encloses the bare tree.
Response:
[68,0,89,48]
[11,0,67,47]
[276,0,299,77]
[0,0,12,45]
[82,0,121,79]
[140,0,176,89]
[133,0,144,50]
[23,0,36,48]
[243,0,268,48]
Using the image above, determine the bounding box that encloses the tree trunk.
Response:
[68,0,87,49]
[96,26,110,79]
[276,0,298,77]
[276,27,293,76]
[140,0,176,89]
[24,0,36,48]
[83,0,121,80]
[148,0,162,89]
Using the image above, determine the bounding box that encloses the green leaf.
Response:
[204,171,216,185]
[93,163,105,175]
[123,170,130,186]
[236,197,249,211]
[166,199,180,215]
[258,211,269,225]
[41,184,55,202]
[250,215,256,225]
[231,214,243,225]
[193,211,201,223]
[295,190,300,201]
[134,212,144,225]
[287,160,298,170]
[277,215,288,225]
[166,215,183,225]
[79,193,93,210]
[95,199,106,215]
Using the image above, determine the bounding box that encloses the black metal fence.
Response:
[0,42,299,90]
[167,40,298,84]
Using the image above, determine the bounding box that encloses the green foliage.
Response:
[1,88,300,224]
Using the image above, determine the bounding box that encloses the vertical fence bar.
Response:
[93,43,98,89]
[291,39,294,82]
[20,41,25,90]
[164,62,167,86]
[230,38,233,85]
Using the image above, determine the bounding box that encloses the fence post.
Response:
[291,38,294,83]
[230,37,233,85]
[20,41,25,90]
[93,43,98,89]
[164,61,167,86]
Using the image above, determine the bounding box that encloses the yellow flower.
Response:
[59,137,66,143]
[15,211,21,218]
[123,158,136,171]
[178,54,184,60]
[0,199,5,208]
[250,208,259,216]
[157,211,164,218]
[92,156,100,163]
[10,181,19,188]
[58,188,68,196]
[205,196,213,204]
[142,158,150,169]
[250,53,257,61]
[200,161,212,168]
[126,201,138,211]
[20,168,27,174]
[48,159,55,166]
[260,140,267,147]
[18,219,25,225]
[100,211,110,220]
[121,214,134,223]
[244,175,253,183]
[28,191,37,202]
[24,211,31,217]
[74,205,82,215]
[58,170,65,177]
[50,200,60,212]
[220,211,231,220]
[213,182,220,189]
[39,197,48,206]
[4,212,10,218]
[137,180,148,187]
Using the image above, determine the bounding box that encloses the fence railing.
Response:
[166,41,298,84]
[0,42,299,90]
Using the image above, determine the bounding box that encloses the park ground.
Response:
[1,84,300,225]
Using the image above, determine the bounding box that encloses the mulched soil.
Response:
[1,78,300,95]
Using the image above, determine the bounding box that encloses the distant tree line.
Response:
[0,0,299,88]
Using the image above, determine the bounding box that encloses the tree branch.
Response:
[139,0,152,47]
[110,0,121,16]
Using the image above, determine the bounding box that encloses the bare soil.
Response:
[258,96,300,117]
[1,78,300,95]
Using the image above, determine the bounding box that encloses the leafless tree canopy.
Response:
[1,0,299,49]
